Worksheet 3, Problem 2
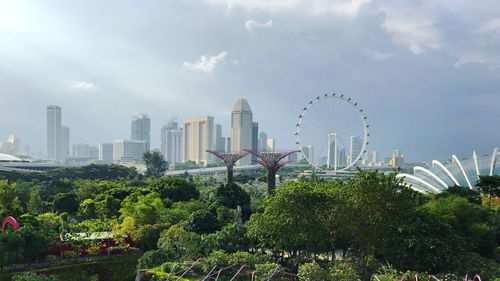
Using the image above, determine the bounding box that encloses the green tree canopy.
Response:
[148,176,199,202]
[143,150,168,178]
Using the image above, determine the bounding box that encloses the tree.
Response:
[246,180,339,256]
[52,193,78,214]
[0,230,25,269]
[188,210,218,234]
[477,175,500,207]
[0,180,23,217]
[148,177,199,202]
[120,192,167,226]
[214,183,251,220]
[143,150,168,178]
[157,222,201,260]
[333,171,423,270]
[18,225,51,264]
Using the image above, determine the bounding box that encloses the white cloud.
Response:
[379,2,441,55]
[363,49,394,61]
[206,0,371,18]
[476,18,500,35]
[245,19,272,32]
[183,52,227,73]
[69,80,96,90]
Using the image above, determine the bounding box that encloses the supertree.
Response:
[245,150,299,195]
[206,151,250,184]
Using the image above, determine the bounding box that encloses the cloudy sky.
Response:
[0,0,499,162]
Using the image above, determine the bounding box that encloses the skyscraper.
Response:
[131,114,151,151]
[46,105,62,161]
[62,126,70,159]
[215,124,225,151]
[266,139,275,151]
[184,116,215,166]
[303,145,314,164]
[372,151,380,165]
[99,143,113,162]
[251,122,259,162]
[258,132,268,151]
[113,139,147,163]
[231,98,253,165]
[348,136,362,165]
[161,119,183,167]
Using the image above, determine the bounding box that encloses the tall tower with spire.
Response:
[231,98,253,165]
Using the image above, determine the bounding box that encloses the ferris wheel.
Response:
[295,93,369,171]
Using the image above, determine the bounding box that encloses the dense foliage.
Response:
[0,165,499,280]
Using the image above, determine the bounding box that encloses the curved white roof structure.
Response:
[0,153,22,162]
[399,148,499,193]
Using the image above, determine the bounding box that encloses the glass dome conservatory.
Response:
[397,148,499,193]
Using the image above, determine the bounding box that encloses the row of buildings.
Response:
[45,99,278,166]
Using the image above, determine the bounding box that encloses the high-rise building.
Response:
[251,122,259,162]
[89,146,99,159]
[72,143,89,157]
[215,124,225,151]
[131,114,151,151]
[338,148,347,166]
[226,137,231,152]
[113,139,147,163]
[303,145,314,164]
[390,149,404,167]
[61,126,70,159]
[184,116,215,166]
[47,105,62,161]
[258,132,268,151]
[266,139,275,151]
[372,151,380,165]
[161,119,183,167]
[327,133,337,169]
[231,99,253,165]
[99,143,113,162]
[348,136,362,165]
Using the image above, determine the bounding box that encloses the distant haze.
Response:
[0,0,499,162]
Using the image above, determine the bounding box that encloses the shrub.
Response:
[297,262,330,281]
[329,261,359,281]
[137,249,168,269]
[253,262,280,280]
[12,272,59,281]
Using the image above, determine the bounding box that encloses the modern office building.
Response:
[338,148,347,166]
[99,143,113,162]
[390,149,404,167]
[89,146,98,159]
[113,139,147,163]
[327,133,337,169]
[131,114,151,151]
[348,136,362,165]
[226,137,231,152]
[231,99,253,165]
[47,105,62,161]
[215,124,225,152]
[266,139,275,152]
[161,120,183,167]
[61,126,70,158]
[251,122,259,162]
[258,132,268,151]
[371,151,381,166]
[72,143,90,157]
[184,116,215,166]
[302,145,314,164]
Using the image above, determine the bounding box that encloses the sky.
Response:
[0,0,499,162]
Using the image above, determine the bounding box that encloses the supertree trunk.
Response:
[206,151,249,185]
[245,149,299,195]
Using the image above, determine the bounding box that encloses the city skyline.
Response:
[1,1,499,162]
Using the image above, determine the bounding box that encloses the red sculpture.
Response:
[1,216,19,232]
